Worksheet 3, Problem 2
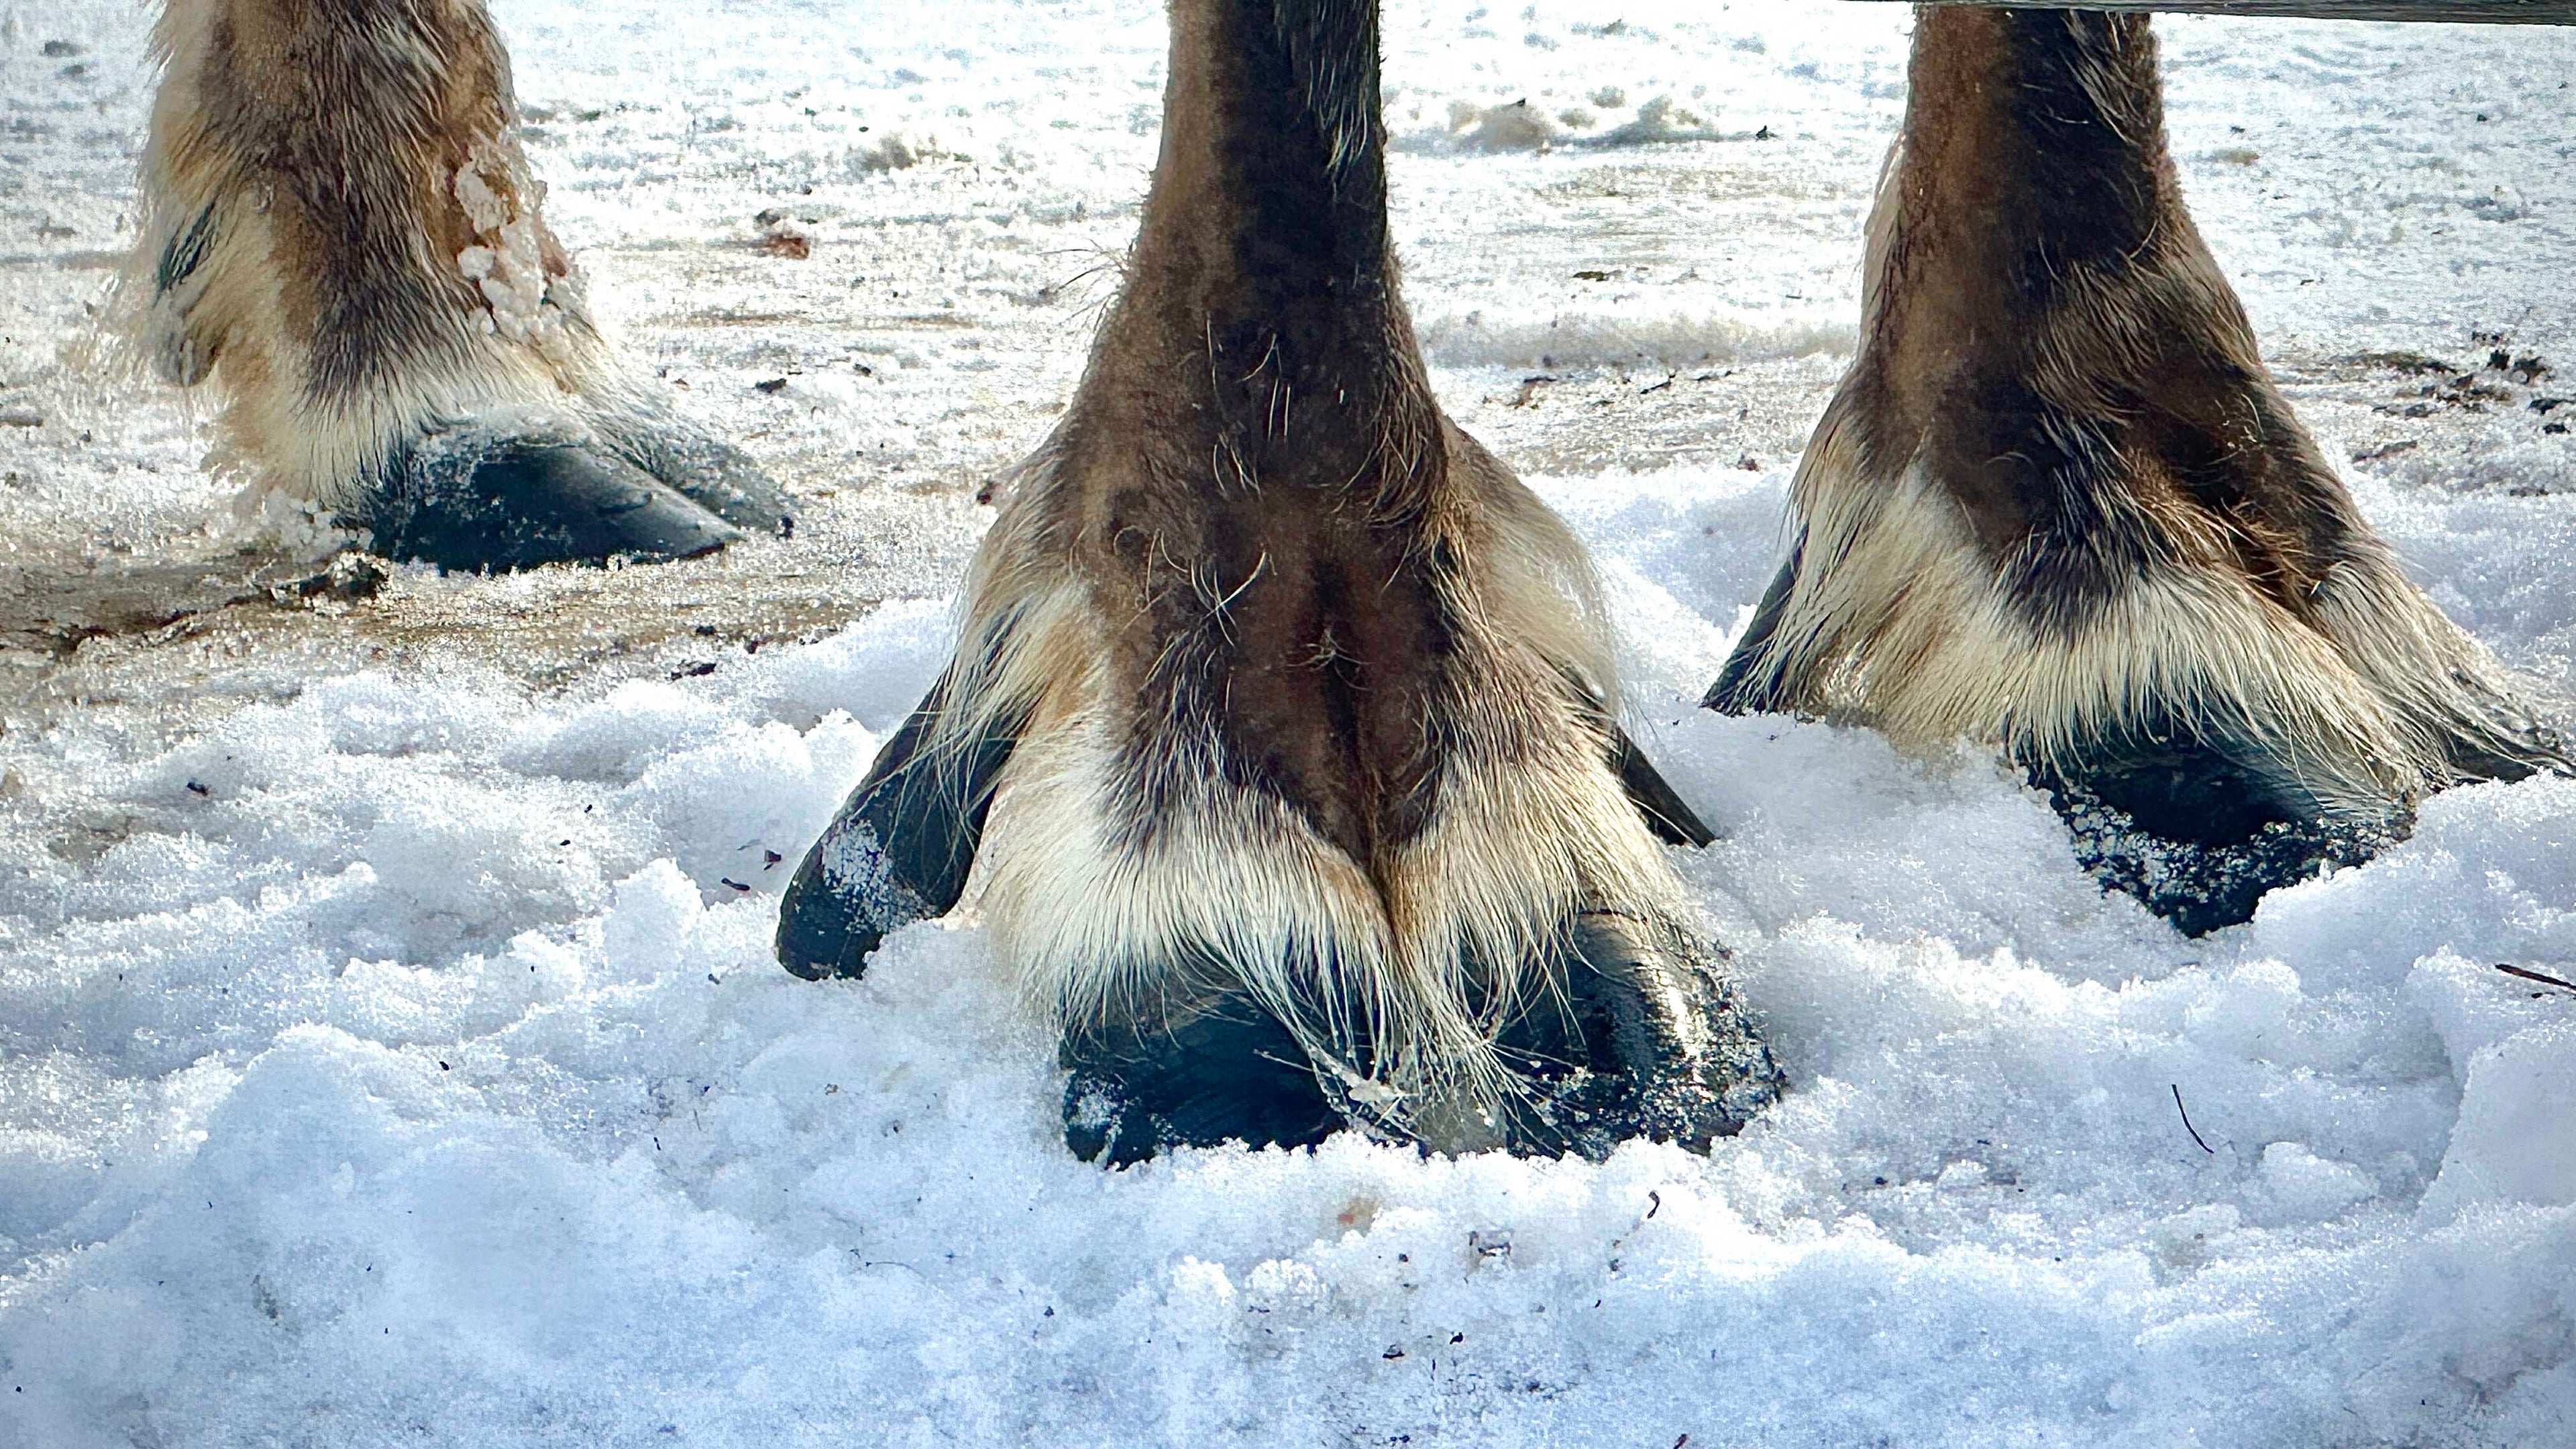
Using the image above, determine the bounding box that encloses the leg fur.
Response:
[1707,9,2566,932]
[134,0,789,568]
[931,448,1777,1160]
[777,0,1778,1159]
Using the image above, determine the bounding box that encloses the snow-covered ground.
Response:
[6,1,2576,1444]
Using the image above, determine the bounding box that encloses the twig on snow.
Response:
[2171,1085,2214,1155]
[2498,962,2576,994]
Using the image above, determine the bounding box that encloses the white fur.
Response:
[938,449,1690,1132]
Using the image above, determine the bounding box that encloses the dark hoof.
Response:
[2043,767,2394,936]
[372,424,739,572]
[1498,912,1782,1159]
[2030,733,2400,935]
[1060,991,1343,1165]
[1049,916,1783,1166]
[598,414,796,537]
[773,814,930,981]
[772,678,1016,981]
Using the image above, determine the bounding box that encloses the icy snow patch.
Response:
[1417,309,1853,372]
[1409,93,1730,155]
[5,0,2576,1442]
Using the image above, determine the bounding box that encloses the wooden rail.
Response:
[1854,1,2573,22]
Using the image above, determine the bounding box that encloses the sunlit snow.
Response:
[4,2,2575,1445]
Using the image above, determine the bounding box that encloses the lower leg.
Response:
[135,0,788,569]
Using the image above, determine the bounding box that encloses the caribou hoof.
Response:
[2035,750,2398,936]
[1495,911,1784,1159]
[1059,992,1343,1167]
[368,420,745,572]
[596,412,796,539]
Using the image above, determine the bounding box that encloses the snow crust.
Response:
[5,1,2576,1445]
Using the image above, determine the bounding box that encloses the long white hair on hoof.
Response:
[1712,8,2563,836]
[932,440,1700,1140]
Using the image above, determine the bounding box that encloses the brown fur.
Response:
[1862,10,2363,631]
[1713,7,2562,822]
[136,0,615,503]
[1002,0,1613,898]
[911,0,1761,1143]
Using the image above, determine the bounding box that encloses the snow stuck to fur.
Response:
[454,144,574,357]
[7,1,2576,1445]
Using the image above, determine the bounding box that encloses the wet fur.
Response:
[1709,9,2565,900]
[789,0,1772,1154]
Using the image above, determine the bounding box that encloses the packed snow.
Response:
[5,1,2576,1444]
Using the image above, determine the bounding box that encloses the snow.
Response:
[5,1,2576,1444]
